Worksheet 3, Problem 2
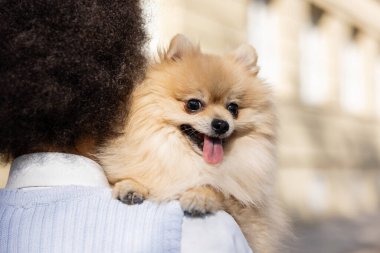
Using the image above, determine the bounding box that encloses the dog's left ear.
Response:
[166,34,199,61]
[229,44,260,75]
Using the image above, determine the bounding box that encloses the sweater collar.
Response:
[5,152,110,189]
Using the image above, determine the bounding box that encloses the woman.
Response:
[0,1,252,252]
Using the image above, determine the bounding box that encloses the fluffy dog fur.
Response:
[100,35,285,253]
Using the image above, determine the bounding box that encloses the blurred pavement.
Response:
[288,213,380,253]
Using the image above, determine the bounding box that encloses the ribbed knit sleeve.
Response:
[0,186,183,253]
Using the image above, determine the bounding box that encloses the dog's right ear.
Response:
[165,34,199,61]
[229,44,260,75]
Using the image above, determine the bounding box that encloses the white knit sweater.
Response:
[0,186,182,253]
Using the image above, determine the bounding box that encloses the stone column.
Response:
[357,33,378,117]
[319,15,350,109]
[274,0,309,102]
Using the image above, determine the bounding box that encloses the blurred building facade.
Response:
[145,0,380,219]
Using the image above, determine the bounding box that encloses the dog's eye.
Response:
[227,103,238,118]
[186,99,203,112]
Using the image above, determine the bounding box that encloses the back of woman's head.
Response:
[0,0,147,160]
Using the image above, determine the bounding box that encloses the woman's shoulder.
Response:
[0,186,183,253]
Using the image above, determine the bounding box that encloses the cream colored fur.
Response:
[99,34,285,253]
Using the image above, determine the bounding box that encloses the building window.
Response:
[375,59,380,118]
[340,31,366,114]
[247,0,280,86]
[299,5,329,106]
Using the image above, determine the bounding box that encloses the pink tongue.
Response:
[203,136,224,164]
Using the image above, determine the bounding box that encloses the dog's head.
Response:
[139,34,274,166]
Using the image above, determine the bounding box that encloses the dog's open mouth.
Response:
[180,124,204,150]
[180,124,225,165]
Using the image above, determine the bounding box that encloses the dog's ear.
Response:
[166,34,199,61]
[229,44,259,75]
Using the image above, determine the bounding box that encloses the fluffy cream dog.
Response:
[100,34,285,253]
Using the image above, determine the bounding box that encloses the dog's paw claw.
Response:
[113,179,149,205]
[184,210,209,217]
[120,191,145,205]
[180,186,223,217]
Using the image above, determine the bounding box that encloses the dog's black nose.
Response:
[211,119,229,135]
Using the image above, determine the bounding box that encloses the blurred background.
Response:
[1,0,380,252]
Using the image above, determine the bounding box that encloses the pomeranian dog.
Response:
[100,34,285,253]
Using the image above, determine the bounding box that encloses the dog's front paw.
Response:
[180,186,224,217]
[112,179,149,205]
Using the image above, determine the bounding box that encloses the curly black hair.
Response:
[0,0,147,160]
